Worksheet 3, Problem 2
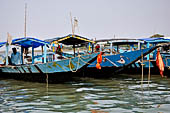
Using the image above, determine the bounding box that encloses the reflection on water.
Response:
[0,74,170,113]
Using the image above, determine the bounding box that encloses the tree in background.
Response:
[150,34,164,38]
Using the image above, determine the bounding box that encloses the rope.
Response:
[79,56,91,64]
[69,56,80,72]
[105,57,118,67]
[79,56,97,66]
[79,55,91,60]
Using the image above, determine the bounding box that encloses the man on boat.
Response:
[95,44,100,52]
[56,44,63,59]
[11,47,21,65]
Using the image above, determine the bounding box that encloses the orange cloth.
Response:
[96,53,102,69]
[156,50,165,77]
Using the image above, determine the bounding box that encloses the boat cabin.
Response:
[95,38,144,55]
[45,34,95,58]
[4,37,50,65]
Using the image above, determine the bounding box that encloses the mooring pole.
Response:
[148,57,151,86]
[141,51,144,88]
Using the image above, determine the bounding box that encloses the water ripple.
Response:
[0,75,170,112]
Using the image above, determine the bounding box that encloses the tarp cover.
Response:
[139,37,164,41]
[0,42,6,48]
[139,37,170,44]
[12,37,49,48]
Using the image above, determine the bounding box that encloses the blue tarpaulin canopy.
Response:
[139,37,170,44]
[0,42,6,48]
[12,37,49,48]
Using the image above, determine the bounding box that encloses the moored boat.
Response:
[125,37,170,76]
[0,36,98,83]
[84,38,160,78]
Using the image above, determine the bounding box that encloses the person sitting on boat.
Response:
[95,44,100,52]
[56,44,64,59]
[11,47,21,65]
[56,44,62,54]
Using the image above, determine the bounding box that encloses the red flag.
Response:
[156,50,165,77]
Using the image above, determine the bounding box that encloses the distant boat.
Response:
[0,35,98,83]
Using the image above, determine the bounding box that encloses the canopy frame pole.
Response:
[147,42,150,60]
[21,46,24,64]
[88,42,91,53]
[41,46,44,62]
[73,44,75,57]
[44,44,47,63]
[5,43,9,66]
[138,42,141,50]
[92,42,94,53]
[110,42,113,55]
[117,45,119,53]
[32,45,34,64]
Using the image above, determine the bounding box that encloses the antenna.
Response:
[24,3,27,38]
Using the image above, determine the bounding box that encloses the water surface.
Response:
[0,74,170,113]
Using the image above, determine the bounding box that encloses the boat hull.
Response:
[124,56,170,76]
[0,53,98,83]
[84,47,159,77]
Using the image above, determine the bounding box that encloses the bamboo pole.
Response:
[22,3,27,64]
[141,51,144,106]
[141,51,144,88]
[24,3,27,38]
[148,58,151,86]
[70,12,74,35]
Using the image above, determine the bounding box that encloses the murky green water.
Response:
[0,74,170,113]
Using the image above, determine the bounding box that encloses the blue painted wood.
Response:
[0,52,98,74]
[135,38,170,69]
[29,65,39,73]
[22,66,30,73]
[88,47,155,68]
[141,53,170,68]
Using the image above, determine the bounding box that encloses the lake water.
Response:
[0,74,170,113]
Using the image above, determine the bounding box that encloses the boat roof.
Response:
[96,38,144,45]
[139,37,170,43]
[0,42,6,48]
[109,39,144,45]
[45,34,95,45]
[12,37,49,48]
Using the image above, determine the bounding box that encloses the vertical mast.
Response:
[70,12,74,35]
[24,3,27,38]
[22,3,27,64]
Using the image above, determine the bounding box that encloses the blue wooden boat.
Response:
[125,37,170,76]
[84,38,160,77]
[0,36,98,83]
